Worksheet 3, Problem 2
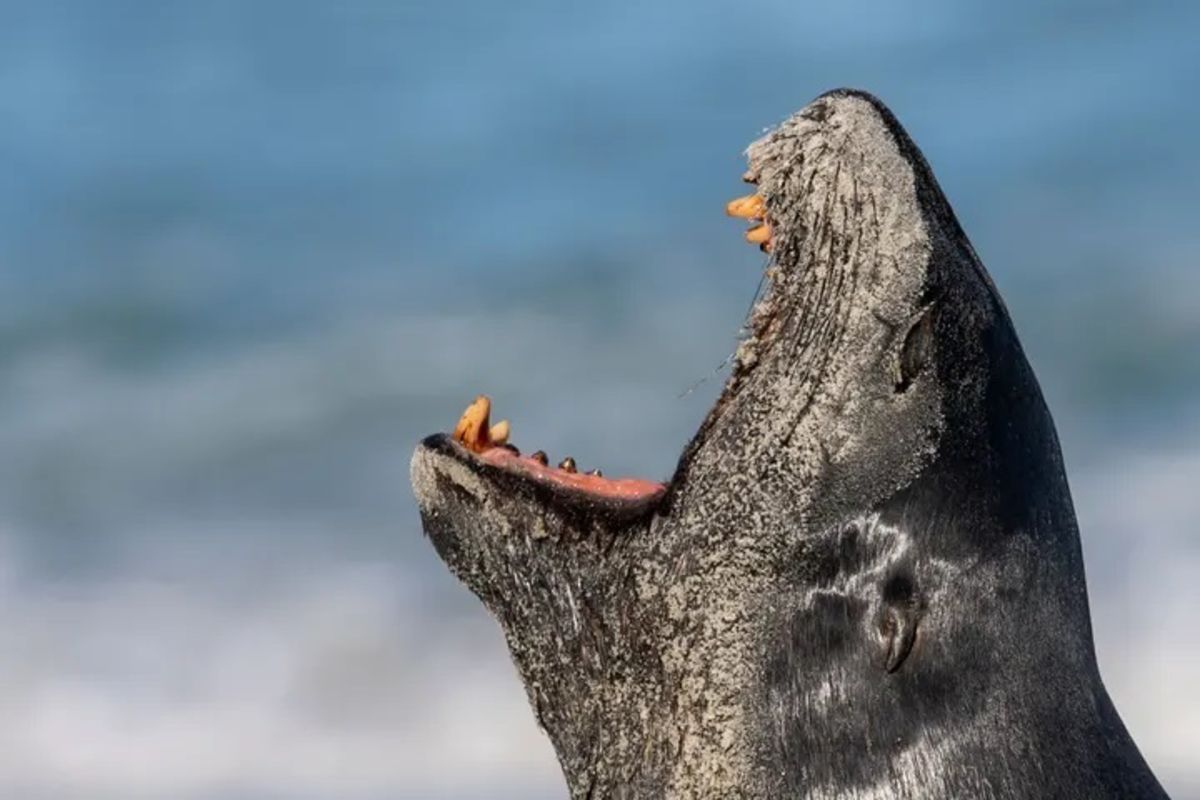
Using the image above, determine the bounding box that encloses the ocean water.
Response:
[1,1,1198,798]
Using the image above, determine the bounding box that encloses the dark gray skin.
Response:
[410,90,1169,799]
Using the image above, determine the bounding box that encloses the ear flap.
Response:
[879,572,921,673]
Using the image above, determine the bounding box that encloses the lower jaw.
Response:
[446,393,667,507]
[478,446,666,502]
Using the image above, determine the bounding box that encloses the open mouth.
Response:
[425,177,775,511]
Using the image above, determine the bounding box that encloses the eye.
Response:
[895,304,935,393]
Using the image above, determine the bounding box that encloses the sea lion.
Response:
[410,89,1169,799]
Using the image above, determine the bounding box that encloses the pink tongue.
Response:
[479,447,665,501]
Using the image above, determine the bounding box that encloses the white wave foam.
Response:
[1074,443,1200,798]
[0,536,562,800]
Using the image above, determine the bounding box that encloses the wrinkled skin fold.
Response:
[410,90,1169,799]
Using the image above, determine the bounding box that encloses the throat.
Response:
[485,526,776,798]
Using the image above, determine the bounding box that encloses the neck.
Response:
[490,507,790,798]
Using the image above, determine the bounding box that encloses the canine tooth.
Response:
[489,420,510,446]
[586,468,603,477]
[745,223,771,245]
[452,395,491,452]
[726,194,764,219]
[531,450,548,466]
[558,456,577,473]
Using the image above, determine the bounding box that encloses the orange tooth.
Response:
[453,395,491,452]
[488,419,510,446]
[745,223,771,245]
[726,194,765,219]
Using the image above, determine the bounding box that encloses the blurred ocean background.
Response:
[1,1,1197,798]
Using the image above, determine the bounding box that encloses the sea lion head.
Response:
[672,88,985,527]
[410,90,1165,799]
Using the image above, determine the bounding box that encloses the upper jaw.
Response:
[668,90,939,498]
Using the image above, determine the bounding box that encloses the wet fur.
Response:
[411,89,1169,799]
